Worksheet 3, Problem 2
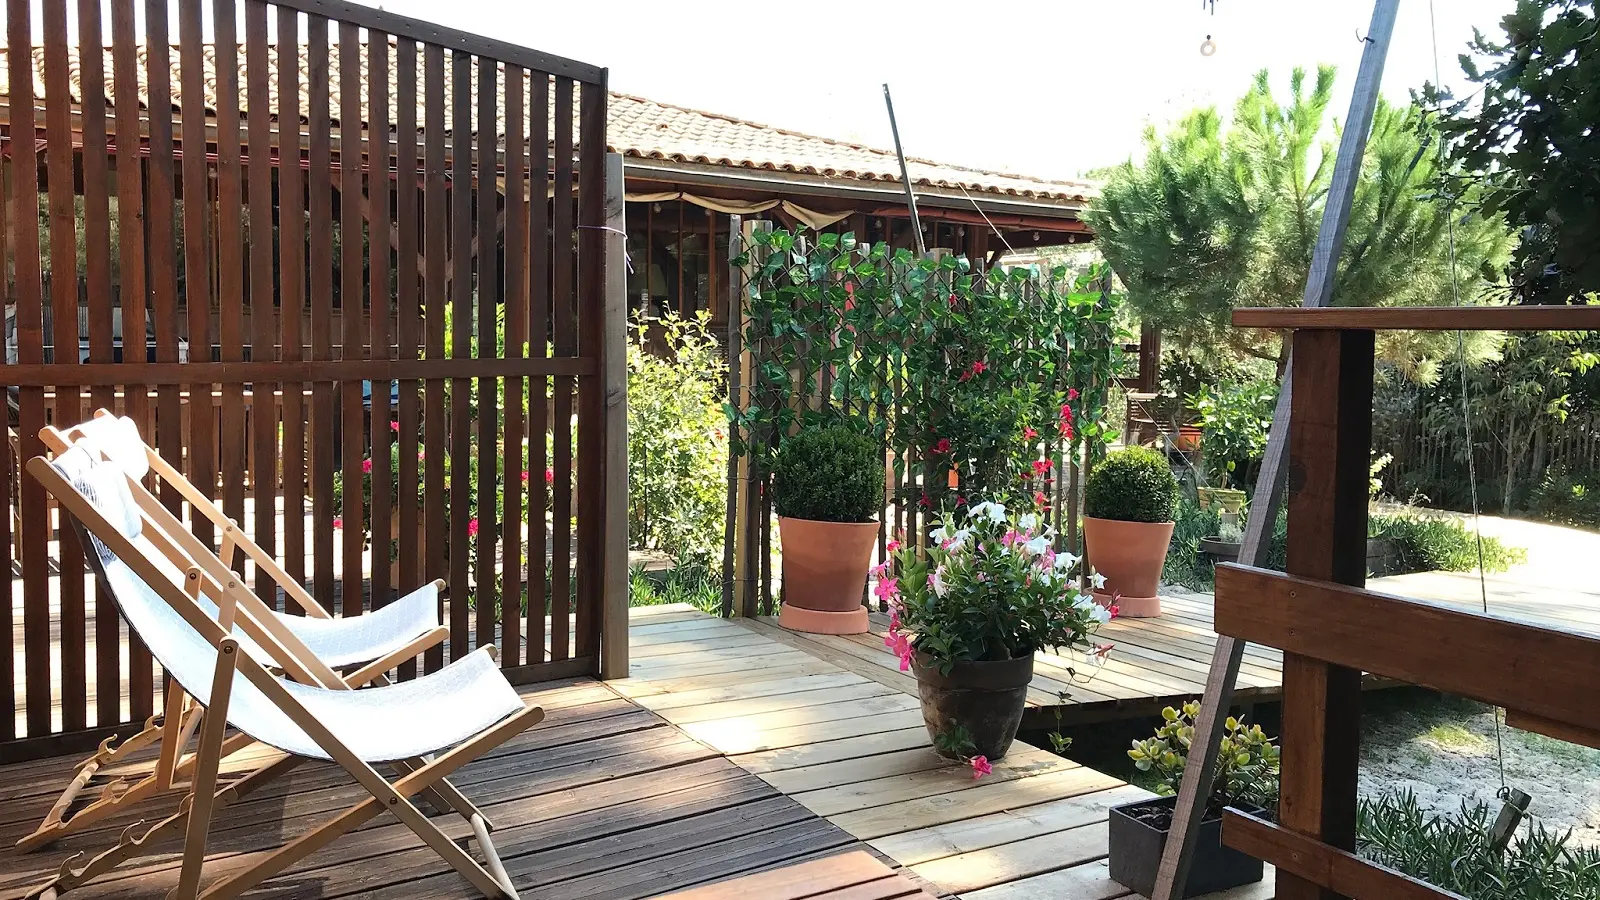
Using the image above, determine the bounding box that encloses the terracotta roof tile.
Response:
[1,42,1095,202]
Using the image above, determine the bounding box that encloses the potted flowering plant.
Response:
[773,424,885,635]
[1082,446,1179,617]
[1109,702,1279,898]
[879,501,1110,764]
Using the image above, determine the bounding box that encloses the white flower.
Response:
[1054,552,1079,571]
[931,566,949,597]
[1091,571,1107,590]
[930,525,949,543]
[985,502,1008,523]
[967,501,1007,524]
[1023,536,1051,557]
[1018,513,1038,532]
[1089,603,1112,625]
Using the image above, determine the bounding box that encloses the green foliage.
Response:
[1369,511,1525,574]
[1088,67,1512,377]
[728,229,1124,519]
[772,424,883,523]
[1127,702,1280,817]
[884,502,1107,668]
[627,311,727,562]
[1084,447,1178,524]
[1163,496,1224,591]
[627,556,723,615]
[1430,0,1600,305]
[1359,790,1600,900]
[1191,379,1277,489]
[1531,465,1600,528]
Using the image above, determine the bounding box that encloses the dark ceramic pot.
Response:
[910,651,1033,761]
[1108,794,1266,898]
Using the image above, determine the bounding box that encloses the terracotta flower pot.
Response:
[777,516,876,634]
[1083,515,1174,618]
[911,651,1033,761]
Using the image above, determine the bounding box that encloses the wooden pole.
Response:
[881,84,927,257]
[1150,2,1401,898]
[721,215,744,618]
[599,153,631,679]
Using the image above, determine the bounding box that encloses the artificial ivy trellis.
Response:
[722,224,1125,617]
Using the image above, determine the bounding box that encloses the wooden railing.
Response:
[1215,305,1600,900]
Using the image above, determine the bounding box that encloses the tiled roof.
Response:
[1,43,1095,203]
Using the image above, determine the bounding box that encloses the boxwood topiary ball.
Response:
[772,425,884,524]
[1085,446,1179,524]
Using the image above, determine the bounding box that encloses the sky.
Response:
[349,0,1519,182]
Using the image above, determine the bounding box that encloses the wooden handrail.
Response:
[1233,306,1600,331]
[1222,810,1467,900]
[1214,563,1600,743]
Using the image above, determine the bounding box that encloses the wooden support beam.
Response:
[599,152,630,679]
[1223,810,1467,900]
[1216,564,1600,736]
[1235,305,1600,331]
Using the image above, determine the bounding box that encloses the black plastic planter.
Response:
[1108,795,1265,898]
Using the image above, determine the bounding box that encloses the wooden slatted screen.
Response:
[2,0,614,760]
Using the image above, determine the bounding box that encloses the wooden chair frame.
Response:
[1213,306,1600,900]
[26,452,542,900]
[20,419,464,857]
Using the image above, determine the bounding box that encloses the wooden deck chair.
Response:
[27,445,542,900]
[18,414,461,854]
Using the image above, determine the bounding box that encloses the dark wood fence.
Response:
[2,0,620,759]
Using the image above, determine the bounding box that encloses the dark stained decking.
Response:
[0,677,938,900]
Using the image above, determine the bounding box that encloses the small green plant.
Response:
[627,553,723,614]
[1128,702,1280,818]
[1359,789,1600,900]
[1216,520,1244,543]
[1369,511,1525,574]
[1085,446,1179,523]
[1531,465,1600,529]
[1189,379,1276,490]
[772,424,884,523]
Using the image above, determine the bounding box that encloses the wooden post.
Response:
[1151,2,1401,897]
[599,153,630,679]
[720,215,744,618]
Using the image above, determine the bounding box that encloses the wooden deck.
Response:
[614,605,1275,900]
[0,603,1275,899]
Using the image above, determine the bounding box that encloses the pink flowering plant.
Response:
[877,500,1111,677]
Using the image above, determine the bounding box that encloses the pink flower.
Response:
[1058,420,1074,440]
[888,606,901,632]
[1023,426,1038,440]
[467,518,480,537]
[362,458,374,474]
[870,560,890,578]
[1032,459,1052,476]
[1068,387,1080,401]
[947,293,958,307]
[1003,529,1023,547]
[545,467,555,484]
[971,360,987,375]
[522,470,531,482]
[389,420,401,432]
[873,576,899,601]
[332,516,343,529]
[1060,403,1074,422]
[1109,604,1121,619]
[886,538,902,553]
[956,495,967,506]
[970,755,992,779]
[932,438,951,455]
[1091,643,1115,660]
[1034,490,1050,509]
[919,493,931,509]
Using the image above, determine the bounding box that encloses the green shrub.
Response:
[1531,465,1600,529]
[1164,495,1222,590]
[1369,511,1525,574]
[1359,790,1600,900]
[628,553,722,615]
[1190,378,1277,490]
[772,425,883,523]
[1128,701,1279,819]
[628,311,727,563]
[1085,447,1178,523]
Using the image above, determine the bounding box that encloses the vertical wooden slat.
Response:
[10,0,50,738]
[576,79,607,661]
[111,0,154,717]
[179,0,217,552]
[369,32,394,612]
[527,71,550,663]
[1279,328,1374,900]
[502,66,526,668]
[77,0,119,727]
[550,77,575,661]
[277,6,307,604]
[422,44,448,672]
[395,37,422,677]
[215,0,247,566]
[449,49,473,660]
[44,0,88,734]
[474,57,499,651]
[307,15,336,612]
[246,0,276,602]
[338,21,366,617]
[0,93,11,741]
[599,152,628,678]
